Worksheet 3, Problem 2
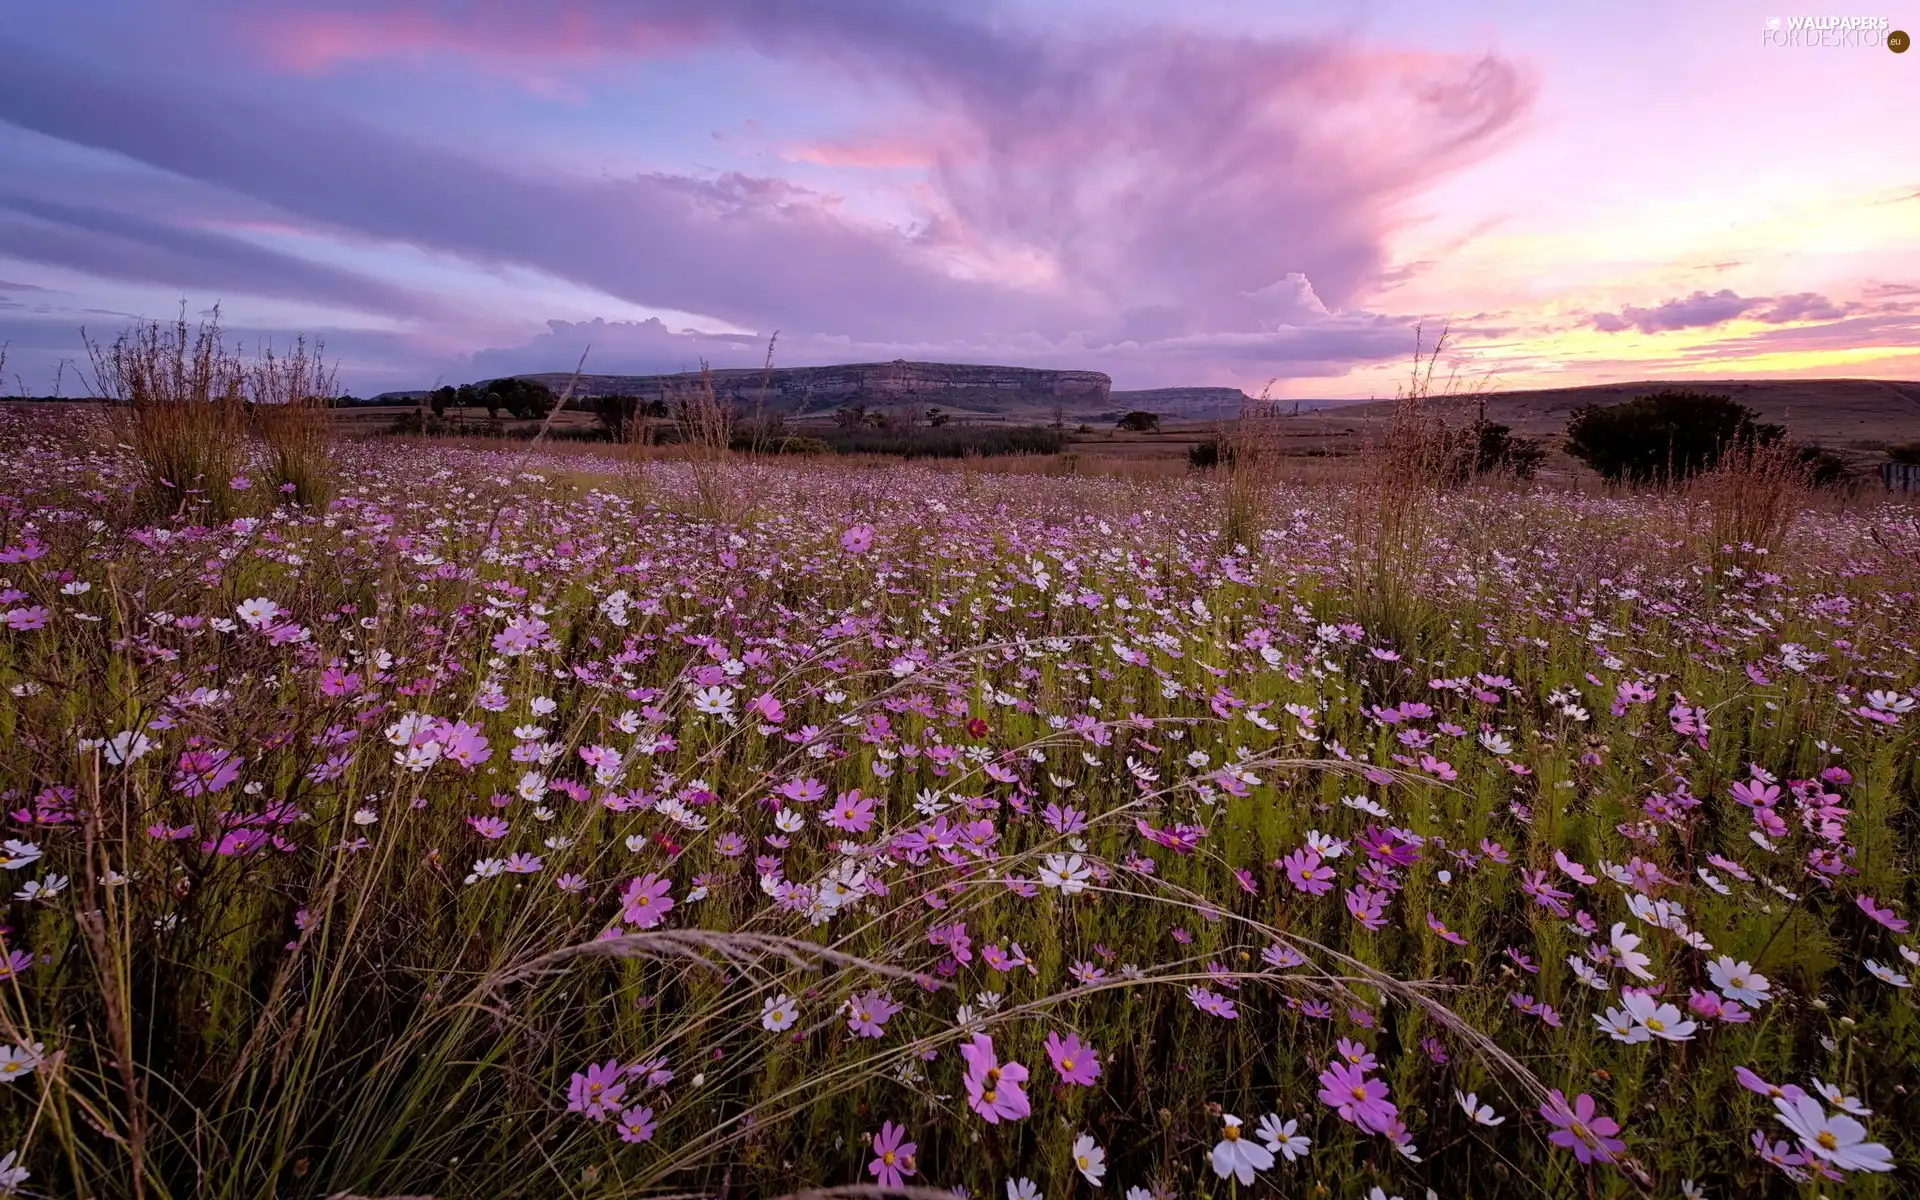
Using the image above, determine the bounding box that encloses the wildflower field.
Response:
[0,404,1915,1200]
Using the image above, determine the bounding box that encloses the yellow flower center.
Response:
[983,1088,998,1103]
[1351,1085,1368,1101]
[1646,1017,1665,1032]
[1223,1126,1241,1141]
[1061,1057,1076,1071]
[1817,1131,1839,1151]
[884,1151,897,1166]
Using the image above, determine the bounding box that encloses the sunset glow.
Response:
[1,0,1915,395]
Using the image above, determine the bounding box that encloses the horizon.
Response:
[2,1,1917,398]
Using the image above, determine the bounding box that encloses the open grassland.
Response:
[0,404,1916,1200]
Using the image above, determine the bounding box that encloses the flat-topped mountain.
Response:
[510,360,1111,417]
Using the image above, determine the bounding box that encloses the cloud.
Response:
[1591,289,1760,334]
[0,8,1532,387]
[1753,291,1850,323]
[0,194,439,319]
[1590,288,1861,335]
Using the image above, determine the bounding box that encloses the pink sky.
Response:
[0,0,1915,397]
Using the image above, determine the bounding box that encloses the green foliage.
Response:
[1469,420,1547,480]
[1115,410,1161,432]
[482,376,558,420]
[1564,390,1784,483]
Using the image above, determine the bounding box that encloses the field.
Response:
[0,401,1917,1200]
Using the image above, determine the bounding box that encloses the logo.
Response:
[1761,15,1894,47]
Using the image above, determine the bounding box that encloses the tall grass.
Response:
[247,336,338,508]
[83,306,250,522]
[1690,434,1808,570]
[1347,323,1488,641]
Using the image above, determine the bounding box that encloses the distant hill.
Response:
[1342,378,1920,448]
[502,360,1111,418]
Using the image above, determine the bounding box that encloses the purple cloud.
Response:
[1591,289,1760,334]
[0,2,1532,389]
[1753,292,1849,323]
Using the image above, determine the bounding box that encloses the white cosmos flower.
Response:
[1864,959,1911,988]
[0,1043,44,1082]
[1622,991,1696,1041]
[1209,1115,1274,1184]
[1455,1090,1505,1125]
[1255,1113,1311,1160]
[1609,923,1654,980]
[1772,1094,1894,1173]
[235,596,281,627]
[104,730,154,765]
[1707,957,1771,1006]
[1596,1005,1650,1044]
[1811,1078,1871,1117]
[1071,1133,1106,1186]
[760,994,798,1032]
[692,686,735,716]
[1038,854,1092,895]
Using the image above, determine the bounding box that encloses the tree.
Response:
[483,377,557,420]
[926,407,951,427]
[1470,421,1546,480]
[429,385,455,418]
[595,394,668,442]
[1564,389,1783,483]
[1116,410,1161,432]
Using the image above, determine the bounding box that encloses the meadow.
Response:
[0,382,1915,1200]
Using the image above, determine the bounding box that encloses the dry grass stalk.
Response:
[248,335,339,508]
[83,304,250,521]
[1690,435,1808,570]
[1217,382,1286,549]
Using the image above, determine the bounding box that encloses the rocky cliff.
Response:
[518,360,1111,416]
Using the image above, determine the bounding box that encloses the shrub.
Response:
[1187,435,1229,469]
[1470,421,1547,480]
[1564,389,1783,483]
[814,424,1066,459]
[1116,410,1160,432]
[595,394,669,443]
[483,377,558,420]
[82,305,250,521]
[1888,441,1920,465]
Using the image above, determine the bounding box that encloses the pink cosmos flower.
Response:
[172,749,243,797]
[846,989,901,1038]
[3,606,52,632]
[1540,1090,1625,1164]
[492,616,550,656]
[1282,846,1334,895]
[1317,1061,1396,1133]
[1044,1031,1101,1086]
[827,790,877,833]
[615,1104,657,1143]
[467,815,510,840]
[1857,894,1909,933]
[959,1033,1031,1123]
[567,1059,626,1121]
[868,1121,917,1187]
[1188,987,1238,1019]
[620,874,674,929]
[840,524,875,554]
